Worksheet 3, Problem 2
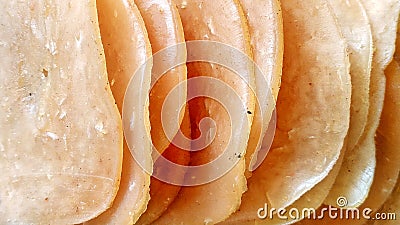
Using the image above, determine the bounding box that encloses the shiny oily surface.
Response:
[154,0,255,224]
[327,0,372,151]
[0,0,122,224]
[238,0,284,178]
[254,0,351,210]
[84,0,153,224]
[133,0,188,223]
[324,0,374,208]
[136,107,191,225]
[135,0,187,155]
